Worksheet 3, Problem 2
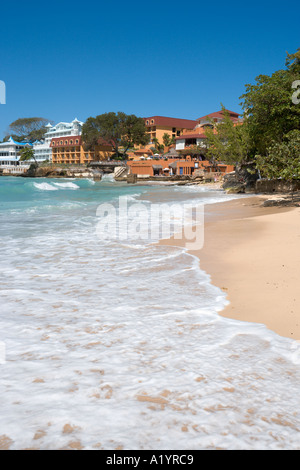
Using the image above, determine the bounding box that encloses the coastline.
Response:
[160,193,300,341]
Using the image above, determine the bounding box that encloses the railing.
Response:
[1,167,28,174]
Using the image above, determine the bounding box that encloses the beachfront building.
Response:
[128,110,241,178]
[51,136,113,165]
[196,109,240,127]
[32,139,52,163]
[0,137,32,168]
[143,116,198,148]
[175,109,241,152]
[127,155,234,178]
[32,118,84,163]
[175,132,207,151]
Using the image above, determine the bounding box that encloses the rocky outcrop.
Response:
[127,174,138,184]
[222,163,260,194]
[222,172,246,193]
[22,165,102,180]
[256,178,300,194]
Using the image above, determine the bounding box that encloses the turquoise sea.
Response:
[1,175,300,450]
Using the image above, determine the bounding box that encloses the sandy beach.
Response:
[161,193,300,341]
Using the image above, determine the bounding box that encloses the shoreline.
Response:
[160,193,300,341]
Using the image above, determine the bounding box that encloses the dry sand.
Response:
[160,194,300,340]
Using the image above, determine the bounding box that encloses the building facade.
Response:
[127,156,234,178]
[32,118,84,163]
[143,116,198,147]
[51,136,113,165]
[175,109,241,151]
[0,137,32,168]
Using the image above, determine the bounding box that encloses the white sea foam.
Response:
[1,180,300,450]
[53,182,80,190]
[33,182,58,191]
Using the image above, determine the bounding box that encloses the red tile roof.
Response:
[51,136,82,146]
[144,116,198,129]
[175,133,207,140]
[51,136,111,147]
[197,109,240,121]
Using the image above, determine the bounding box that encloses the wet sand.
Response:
[160,194,300,340]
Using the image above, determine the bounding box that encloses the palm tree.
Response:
[19,147,38,167]
[152,137,164,154]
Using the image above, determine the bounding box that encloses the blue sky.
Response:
[0,0,299,139]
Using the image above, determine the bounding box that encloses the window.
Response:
[186,138,197,146]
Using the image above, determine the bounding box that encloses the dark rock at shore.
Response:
[222,163,260,194]
[256,178,300,194]
[127,174,138,184]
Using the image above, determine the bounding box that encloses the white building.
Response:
[32,118,83,163]
[0,137,32,168]
[175,133,207,151]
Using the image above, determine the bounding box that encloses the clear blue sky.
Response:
[0,0,299,139]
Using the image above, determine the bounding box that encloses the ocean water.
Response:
[0,175,300,450]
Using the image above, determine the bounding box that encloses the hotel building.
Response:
[51,136,113,165]
[128,110,240,177]
[32,118,84,163]
[0,137,32,168]
[144,116,198,147]
[127,156,234,178]
[175,109,241,151]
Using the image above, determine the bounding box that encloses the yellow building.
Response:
[143,116,198,147]
[51,136,113,165]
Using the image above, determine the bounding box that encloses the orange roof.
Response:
[134,148,153,154]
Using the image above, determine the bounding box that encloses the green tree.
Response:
[179,144,207,159]
[152,137,164,154]
[239,48,300,156]
[19,147,38,166]
[255,130,300,182]
[82,112,149,159]
[7,117,52,142]
[162,133,175,147]
[204,106,250,165]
